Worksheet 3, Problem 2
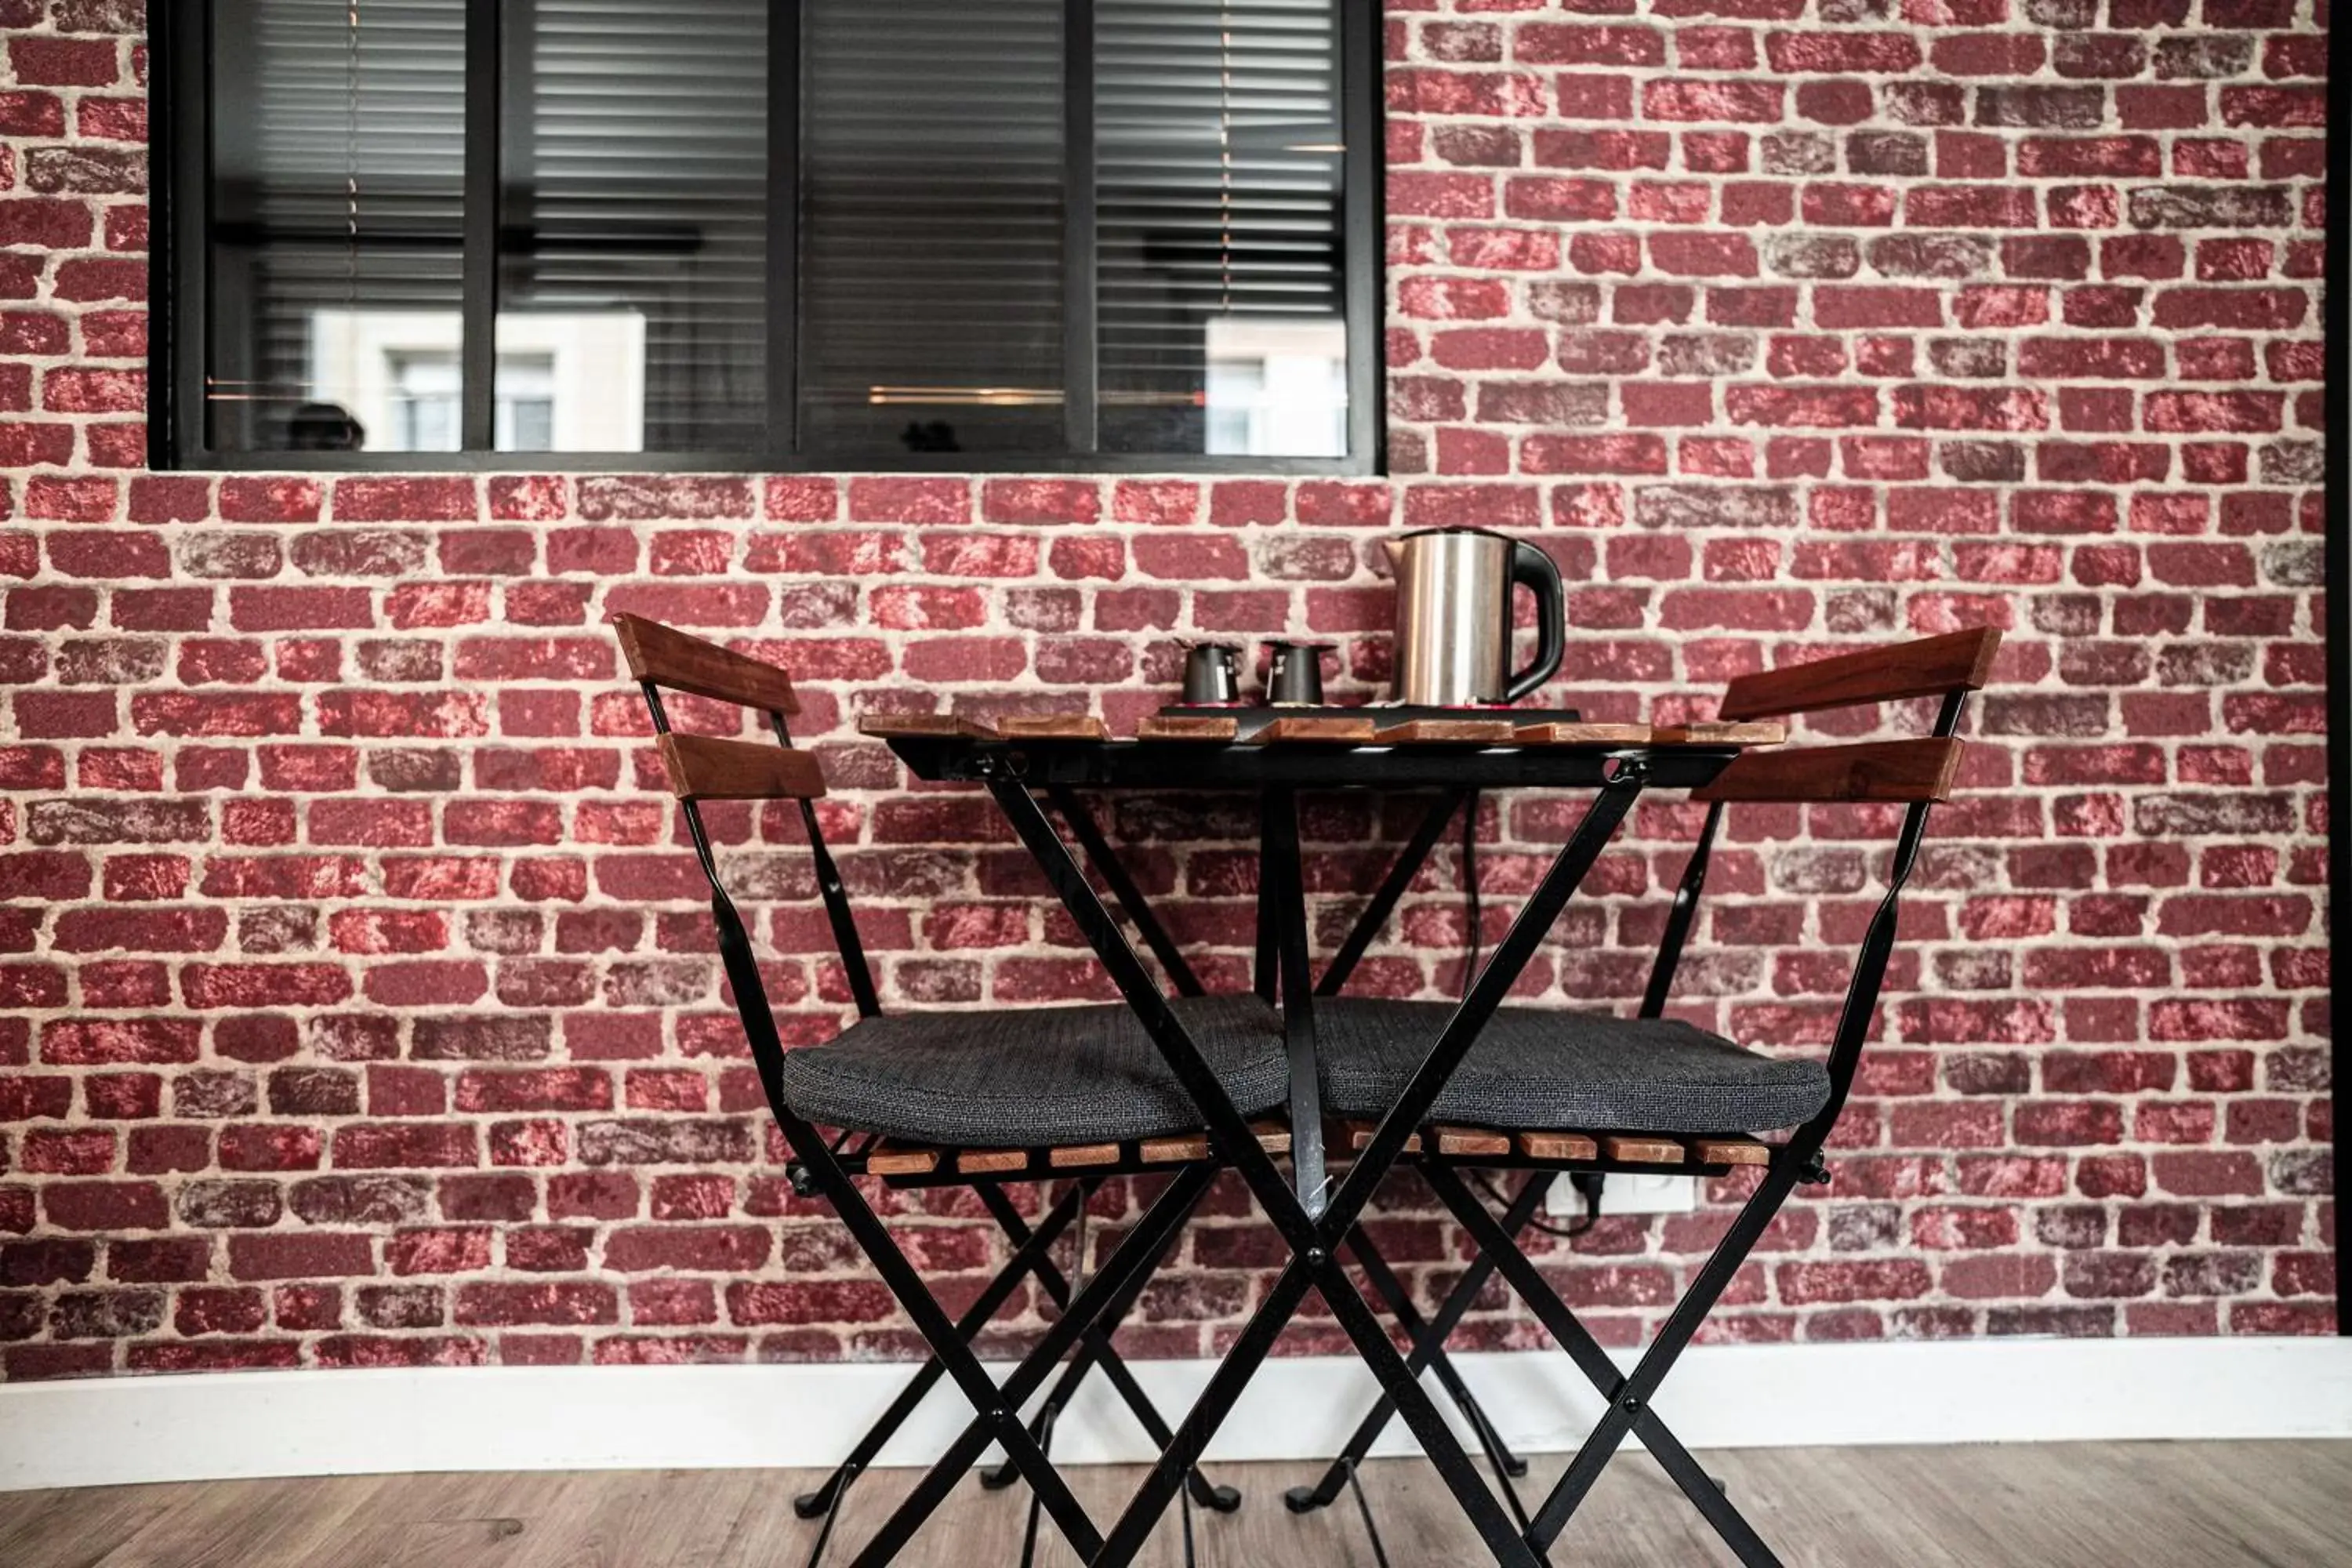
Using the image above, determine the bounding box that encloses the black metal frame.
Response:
[1288,793,1729,1529]
[880,695,1969,1566]
[629,646,1967,1566]
[954,768,1646,1568]
[147,0,1385,476]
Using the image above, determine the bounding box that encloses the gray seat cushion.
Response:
[1313,1000,1831,1135]
[779,996,1287,1147]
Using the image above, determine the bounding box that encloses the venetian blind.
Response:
[207,0,467,451]
[1094,0,1348,456]
[797,0,1068,457]
[502,0,771,452]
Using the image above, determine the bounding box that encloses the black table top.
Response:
[877,731,1749,792]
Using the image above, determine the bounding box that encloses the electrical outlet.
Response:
[1544,1170,1696,1220]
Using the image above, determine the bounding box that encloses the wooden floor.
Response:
[3,1443,2347,1566]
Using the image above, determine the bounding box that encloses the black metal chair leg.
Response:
[1345,1218,1537,1523]
[1015,1403,1059,1568]
[1340,1457,1394,1568]
[1005,1339,1240,1512]
[1456,1386,1531,1481]
[843,1167,1215,1568]
[971,1184,1239,1512]
[1286,1174,1555,1515]
[1419,1161,1790,1567]
[801,1461,860,1568]
[793,1181,1091,1518]
[1526,1164,1803,1553]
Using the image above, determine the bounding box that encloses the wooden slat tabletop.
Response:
[873,712,1789,750]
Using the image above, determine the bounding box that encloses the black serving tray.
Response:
[1155,701,1582,741]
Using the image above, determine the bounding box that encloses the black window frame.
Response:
[149,0,1386,476]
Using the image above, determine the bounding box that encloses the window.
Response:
[154,0,1381,474]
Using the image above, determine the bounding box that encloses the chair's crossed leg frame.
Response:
[641,676,1236,1568]
[789,1180,1238,1530]
[790,782,1242,1556]
[1290,695,1965,1568]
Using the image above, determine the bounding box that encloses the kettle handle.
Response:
[1504,542,1566,703]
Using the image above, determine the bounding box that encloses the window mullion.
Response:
[461,0,503,452]
[1340,0,1381,474]
[771,0,803,463]
[1062,0,1098,457]
[161,0,212,465]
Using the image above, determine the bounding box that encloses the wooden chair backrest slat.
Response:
[1692,737,1965,804]
[612,613,800,716]
[657,733,827,802]
[1716,629,2000,722]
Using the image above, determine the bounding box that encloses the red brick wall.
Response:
[0,0,2335,1381]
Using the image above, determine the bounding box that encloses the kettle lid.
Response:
[1396,525,1516,543]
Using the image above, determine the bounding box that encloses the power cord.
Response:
[1475,1170,1606,1240]
[1460,790,1481,1002]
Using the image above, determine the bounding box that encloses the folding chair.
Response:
[611,613,1267,1566]
[1292,627,2001,1565]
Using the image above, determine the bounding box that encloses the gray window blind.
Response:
[1095,0,1347,456]
[797,0,1068,457]
[207,0,466,452]
[500,0,770,452]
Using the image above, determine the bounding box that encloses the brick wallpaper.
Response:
[0,0,2336,1382]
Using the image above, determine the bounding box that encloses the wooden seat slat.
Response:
[1250,1121,1294,1155]
[1345,1121,1421,1154]
[866,1126,1769,1179]
[1690,1137,1772,1167]
[1435,1125,1513,1156]
[866,1142,941,1178]
[1516,1131,1599,1161]
[1137,1131,1211,1163]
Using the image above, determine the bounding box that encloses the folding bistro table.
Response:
[867,713,1776,1567]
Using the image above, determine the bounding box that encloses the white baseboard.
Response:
[2,1338,2346,1494]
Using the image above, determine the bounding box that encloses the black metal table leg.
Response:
[1047,785,1204,998]
[989,770,1646,1567]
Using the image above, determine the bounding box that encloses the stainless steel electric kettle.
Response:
[1382,527,1566,706]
